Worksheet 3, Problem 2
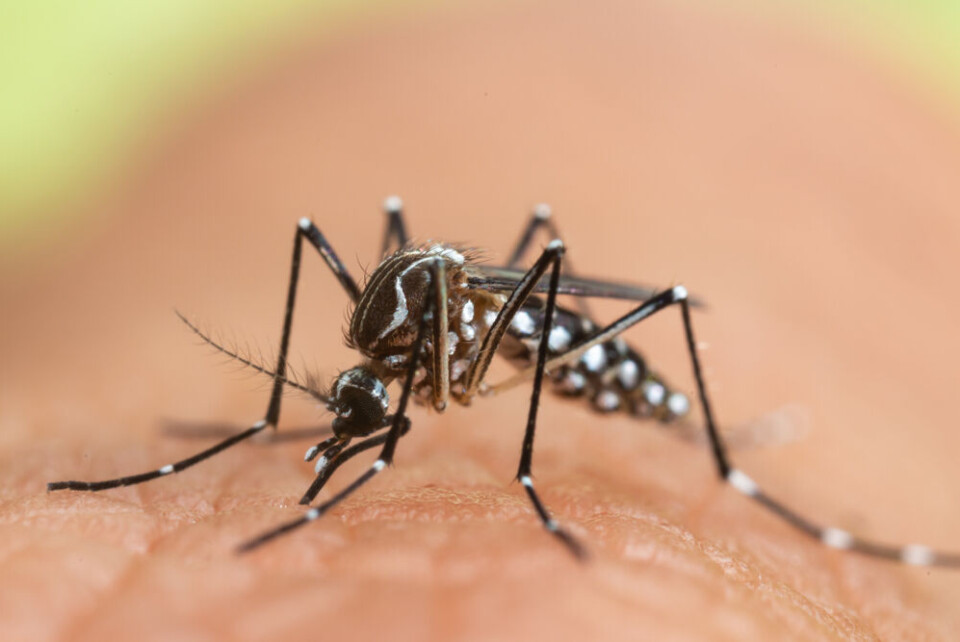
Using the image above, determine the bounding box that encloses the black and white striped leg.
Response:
[380,195,410,258]
[724,462,960,567]
[48,421,270,491]
[299,418,411,506]
[492,283,960,567]
[657,290,960,567]
[48,219,359,493]
[237,260,441,553]
[514,240,587,558]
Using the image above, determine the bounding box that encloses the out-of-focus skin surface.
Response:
[2,0,960,640]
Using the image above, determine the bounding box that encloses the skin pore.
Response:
[2,0,960,639]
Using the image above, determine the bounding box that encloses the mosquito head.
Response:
[329,367,389,434]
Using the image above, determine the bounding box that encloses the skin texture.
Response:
[2,0,960,639]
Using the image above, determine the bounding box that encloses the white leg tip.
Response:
[304,445,319,462]
[314,456,329,475]
[383,195,403,213]
[533,203,552,219]
[546,239,564,251]
[372,459,387,472]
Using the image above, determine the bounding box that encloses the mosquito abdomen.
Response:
[500,299,691,422]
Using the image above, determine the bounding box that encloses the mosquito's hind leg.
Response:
[48,219,360,492]
[485,281,960,567]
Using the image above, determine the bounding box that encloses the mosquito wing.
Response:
[466,265,706,307]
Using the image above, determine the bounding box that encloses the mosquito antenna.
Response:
[175,311,331,404]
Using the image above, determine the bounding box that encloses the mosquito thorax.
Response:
[349,244,469,360]
[328,366,389,436]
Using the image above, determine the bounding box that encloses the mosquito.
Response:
[49,197,959,567]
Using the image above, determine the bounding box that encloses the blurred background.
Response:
[2,1,960,253]
[3,1,960,640]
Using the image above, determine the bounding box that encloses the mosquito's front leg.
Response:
[48,219,360,492]
[237,259,443,553]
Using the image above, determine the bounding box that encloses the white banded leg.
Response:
[49,218,359,493]
[48,420,270,492]
[724,468,960,567]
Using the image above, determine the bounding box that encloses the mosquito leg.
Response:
[237,260,441,553]
[430,258,451,411]
[302,436,342,465]
[514,240,588,558]
[380,195,410,258]
[486,284,960,567]
[48,219,358,492]
[298,417,411,505]
[506,204,591,318]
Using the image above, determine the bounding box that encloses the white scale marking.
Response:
[314,456,329,475]
[298,217,312,231]
[642,381,665,406]
[667,392,690,416]
[511,311,536,335]
[373,460,387,472]
[520,475,533,488]
[672,285,688,301]
[547,326,571,352]
[304,445,319,462]
[821,527,854,550]
[617,360,640,390]
[305,508,320,521]
[581,344,607,372]
[158,464,175,476]
[726,468,759,497]
[546,519,559,532]
[901,544,935,566]
[461,300,475,323]
[594,389,620,411]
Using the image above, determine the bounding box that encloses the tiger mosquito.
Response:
[49,197,960,567]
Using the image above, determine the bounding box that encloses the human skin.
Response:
[2,0,960,640]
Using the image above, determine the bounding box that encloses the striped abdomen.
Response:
[499,298,691,422]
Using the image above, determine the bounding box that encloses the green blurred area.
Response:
[1,0,958,249]
[0,0,380,247]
